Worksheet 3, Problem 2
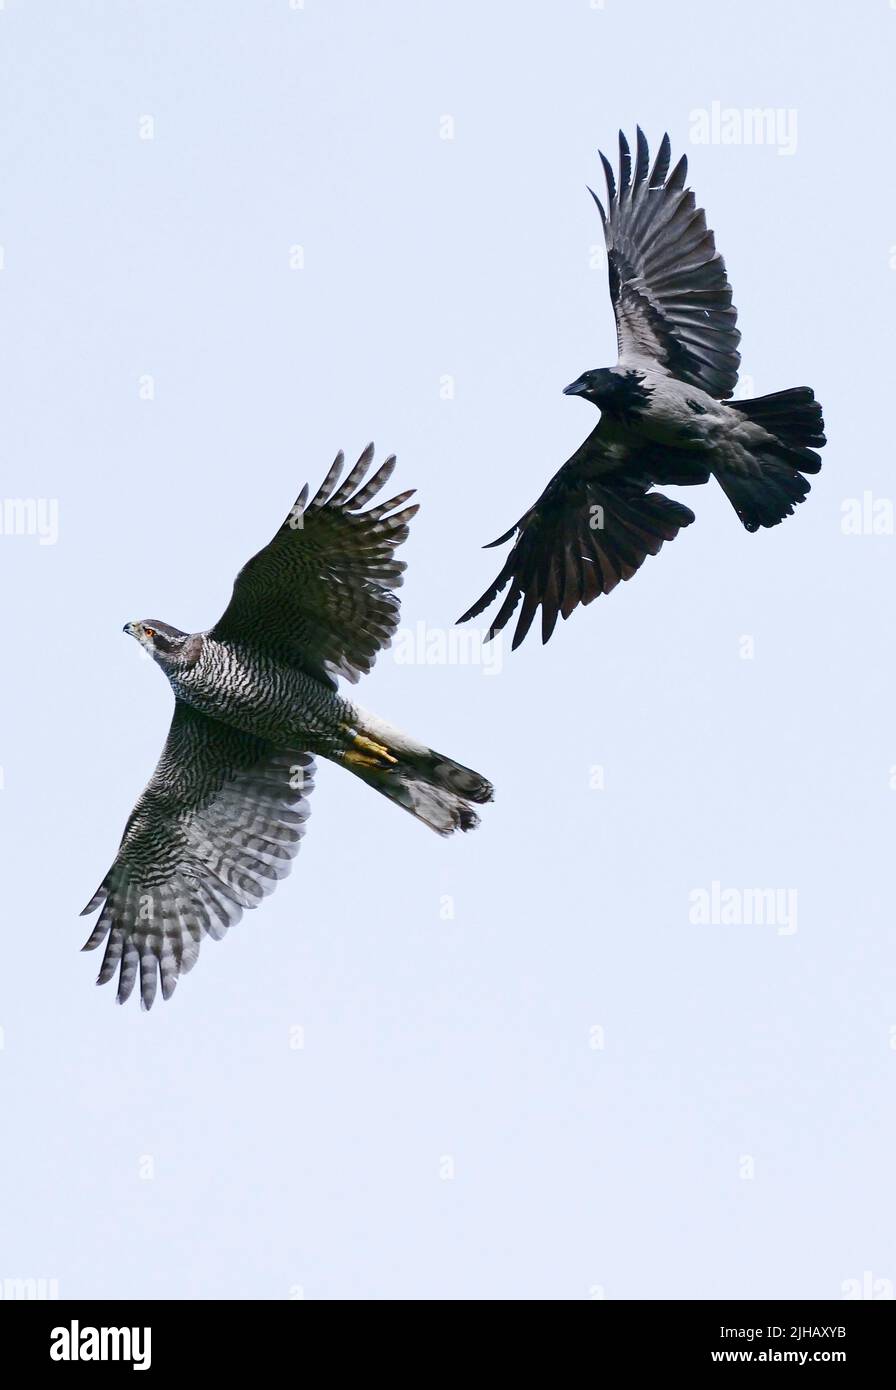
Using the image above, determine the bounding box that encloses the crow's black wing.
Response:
[592,128,740,399]
[457,430,699,650]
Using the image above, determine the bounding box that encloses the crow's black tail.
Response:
[729,386,825,450]
[719,387,826,531]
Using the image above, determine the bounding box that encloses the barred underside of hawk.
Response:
[83,447,493,1009]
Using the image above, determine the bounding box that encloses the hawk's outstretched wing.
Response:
[592,128,741,399]
[458,431,698,650]
[210,445,418,687]
[81,702,314,1008]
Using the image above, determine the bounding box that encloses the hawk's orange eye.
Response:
[144,627,155,638]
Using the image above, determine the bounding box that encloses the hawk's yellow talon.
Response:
[343,730,398,768]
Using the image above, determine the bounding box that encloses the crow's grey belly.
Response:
[614,378,725,449]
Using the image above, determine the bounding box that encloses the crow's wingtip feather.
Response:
[483,524,518,549]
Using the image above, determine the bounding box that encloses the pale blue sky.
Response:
[1,0,894,1299]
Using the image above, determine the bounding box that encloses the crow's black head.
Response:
[563,367,651,419]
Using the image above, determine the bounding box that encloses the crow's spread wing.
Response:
[592,128,741,399]
[458,430,700,650]
[210,445,418,687]
[81,702,314,1008]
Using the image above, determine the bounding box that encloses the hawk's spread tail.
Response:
[717,387,826,531]
[341,710,493,835]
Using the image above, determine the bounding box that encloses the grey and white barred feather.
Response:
[82,704,314,1008]
[82,445,492,1008]
[211,443,419,686]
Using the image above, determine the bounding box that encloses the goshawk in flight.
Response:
[82,446,493,1009]
[459,128,826,649]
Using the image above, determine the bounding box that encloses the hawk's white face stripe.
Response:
[88,446,492,1011]
[124,622,159,658]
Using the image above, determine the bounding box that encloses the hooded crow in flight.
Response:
[459,128,826,650]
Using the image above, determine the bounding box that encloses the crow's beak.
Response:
[563,377,588,397]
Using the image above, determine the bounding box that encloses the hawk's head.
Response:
[124,619,190,666]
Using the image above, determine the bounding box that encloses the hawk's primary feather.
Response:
[81,703,314,1008]
[210,444,419,687]
[83,445,492,1008]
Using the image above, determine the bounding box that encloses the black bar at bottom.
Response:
[2,1297,892,1372]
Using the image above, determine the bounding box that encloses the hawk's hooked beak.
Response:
[562,375,589,398]
[123,621,137,637]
